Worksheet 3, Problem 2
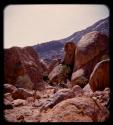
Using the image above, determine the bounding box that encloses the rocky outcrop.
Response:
[71,69,88,88]
[48,64,69,84]
[48,58,61,74]
[12,99,27,107]
[73,31,109,79]
[37,85,83,111]
[4,84,17,93]
[40,96,109,122]
[90,88,110,108]
[4,99,13,109]
[33,17,109,60]
[12,88,33,100]
[4,46,45,90]
[63,42,76,66]
[4,93,13,102]
[83,84,93,96]
[89,59,109,92]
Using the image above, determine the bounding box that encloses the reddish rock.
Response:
[4,93,13,102]
[48,64,68,84]
[12,88,33,100]
[89,59,109,92]
[71,68,88,88]
[39,85,83,111]
[63,42,76,66]
[15,74,33,90]
[4,99,13,109]
[90,87,110,107]
[12,99,27,107]
[4,105,41,122]
[4,84,17,93]
[26,97,35,104]
[40,96,109,122]
[74,31,109,79]
[83,84,93,96]
[48,58,61,73]
[4,46,45,90]
[39,59,48,71]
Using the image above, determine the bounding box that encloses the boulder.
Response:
[90,87,110,107]
[12,88,33,99]
[12,99,27,107]
[4,84,17,93]
[40,96,109,122]
[89,59,109,92]
[39,85,83,111]
[74,31,109,79]
[15,74,33,90]
[71,69,88,88]
[4,99,13,109]
[48,58,61,74]
[4,93,13,102]
[83,84,93,96]
[4,46,45,90]
[48,64,69,84]
[63,42,76,66]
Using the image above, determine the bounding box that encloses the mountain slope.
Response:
[33,17,109,60]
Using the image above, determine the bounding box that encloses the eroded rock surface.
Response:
[74,31,109,79]
[40,96,109,122]
[4,46,46,90]
[89,59,109,92]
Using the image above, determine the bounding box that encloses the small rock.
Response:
[12,99,27,107]
[4,99,13,109]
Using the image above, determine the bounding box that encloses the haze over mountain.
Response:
[33,17,109,61]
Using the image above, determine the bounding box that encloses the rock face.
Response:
[89,59,109,92]
[63,42,76,66]
[90,87,110,107]
[12,99,27,107]
[4,93,13,102]
[48,64,68,84]
[48,58,61,74]
[40,96,109,122]
[33,17,109,60]
[73,31,109,79]
[71,69,88,88]
[38,85,83,111]
[4,46,45,90]
[4,84,17,93]
[12,88,33,100]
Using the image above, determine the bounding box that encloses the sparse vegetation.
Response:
[71,76,88,88]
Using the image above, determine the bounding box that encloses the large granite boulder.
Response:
[40,96,109,122]
[89,59,109,92]
[4,46,45,90]
[73,31,109,79]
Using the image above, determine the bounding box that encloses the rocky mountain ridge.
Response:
[33,17,109,61]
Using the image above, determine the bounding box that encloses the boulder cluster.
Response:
[4,31,110,122]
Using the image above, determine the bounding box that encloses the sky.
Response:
[4,4,109,48]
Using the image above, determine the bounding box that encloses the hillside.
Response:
[33,17,109,61]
